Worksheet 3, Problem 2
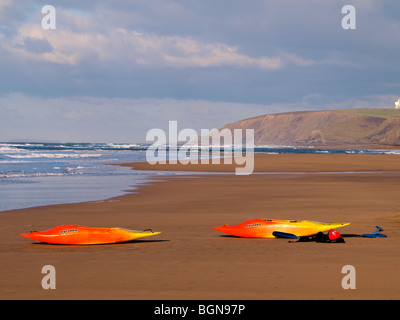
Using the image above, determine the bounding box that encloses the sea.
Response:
[1,142,399,212]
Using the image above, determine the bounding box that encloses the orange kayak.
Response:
[212,219,350,238]
[20,224,161,245]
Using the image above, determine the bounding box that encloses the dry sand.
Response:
[1,154,400,300]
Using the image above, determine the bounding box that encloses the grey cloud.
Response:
[22,37,53,54]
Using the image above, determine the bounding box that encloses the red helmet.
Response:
[328,229,341,240]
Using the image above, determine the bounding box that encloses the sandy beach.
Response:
[1,154,400,300]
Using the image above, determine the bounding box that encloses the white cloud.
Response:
[0,8,314,70]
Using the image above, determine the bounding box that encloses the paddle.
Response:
[272,231,300,239]
[341,226,387,238]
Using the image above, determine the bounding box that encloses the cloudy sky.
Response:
[0,0,399,142]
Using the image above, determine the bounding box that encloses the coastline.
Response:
[125,153,400,173]
[1,154,400,299]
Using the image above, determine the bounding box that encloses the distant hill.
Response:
[221,109,400,146]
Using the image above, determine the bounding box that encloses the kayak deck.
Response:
[20,224,161,245]
[212,219,350,238]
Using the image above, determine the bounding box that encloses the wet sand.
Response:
[1,154,400,300]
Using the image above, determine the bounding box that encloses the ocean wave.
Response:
[0,142,151,153]
[0,146,24,153]
[106,143,141,149]
[0,160,29,164]
[5,153,103,159]
[0,165,92,179]
[66,166,87,173]
[0,172,66,179]
[1,143,399,159]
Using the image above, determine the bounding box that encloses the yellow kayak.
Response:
[212,219,350,238]
[20,225,161,245]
